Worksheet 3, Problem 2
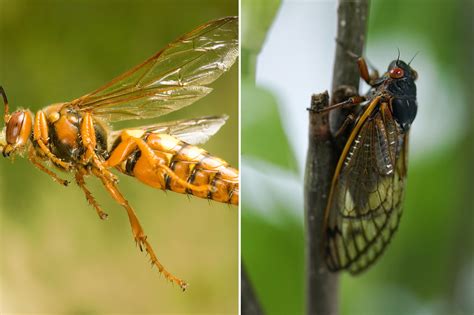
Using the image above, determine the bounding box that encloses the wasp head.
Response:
[1,109,34,157]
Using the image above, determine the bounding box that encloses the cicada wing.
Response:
[325,101,409,274]
[108,115,228,146]
[64,16,238,122]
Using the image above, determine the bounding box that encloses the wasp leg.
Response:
[312,96,366,114]
[28,147,70,186]
[132,137,213,193]
[91,168,188,290]
[80,112,118,184]
[75,168,108,220]
[103,134,138,168]
[33,111,72,170]
[105,131,212,193]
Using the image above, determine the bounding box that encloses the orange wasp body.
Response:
[0,16,238,290]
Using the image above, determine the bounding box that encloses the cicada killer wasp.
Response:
[320,54,418,273]
[0,16,238,290]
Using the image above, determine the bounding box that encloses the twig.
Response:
[330,0,370,137]
[305,92,339,315]
[304,1,369,315]
[242,264,264,315]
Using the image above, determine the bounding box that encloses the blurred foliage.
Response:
[242,0,473,315]
[241,0,301,313]
[242,80,298,172]
[0,0,238,314]
[241,0,296,172]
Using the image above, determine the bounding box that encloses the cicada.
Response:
[0,16,238,290]
[322,55,418,273]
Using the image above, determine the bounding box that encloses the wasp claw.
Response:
[99,212,108,220]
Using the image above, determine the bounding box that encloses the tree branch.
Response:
[304,1,369,315]
[242,264,265,314]
[305,91,339,315]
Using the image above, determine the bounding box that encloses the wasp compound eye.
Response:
[6,111,25,145]
[389,67,404,79]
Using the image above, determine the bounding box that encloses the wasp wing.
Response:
[64,17,238,122]
[325,101,409,274]
[109,115,228,146]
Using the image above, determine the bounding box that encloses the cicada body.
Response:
[0,16,238,290]
[323,57,418,273]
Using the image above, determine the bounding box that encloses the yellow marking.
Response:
[323,96,381,230]
[157,134,181,151]
[180,145,205,161]
[125,129,146,139]
[47,111,60,123]
[201,156,226,170]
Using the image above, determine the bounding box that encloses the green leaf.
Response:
[242,0,282,54]
[242,79,298,172]
[242,211,304,315]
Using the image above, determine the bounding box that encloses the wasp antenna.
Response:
[408,51,420,65]
[0,86,10,122]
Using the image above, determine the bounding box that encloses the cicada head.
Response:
[1,109,34,157]
[386,59,418,132]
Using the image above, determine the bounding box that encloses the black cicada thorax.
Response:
[372,60,418,132]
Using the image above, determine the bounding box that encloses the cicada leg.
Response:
[80,112,117,184]
[91,167,188,290]
[75,167,108,220]
[33,111,73,170]
[356,58,380,86]
[312,95,366,114]
[334,39,380,85]
[333,112,357,138]
[28,147,70,186]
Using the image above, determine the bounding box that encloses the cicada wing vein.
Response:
[324,98,409,274]
[62,16,238,122]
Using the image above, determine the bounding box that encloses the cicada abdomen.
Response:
[116,132,239,205]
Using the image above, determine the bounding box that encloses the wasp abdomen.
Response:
[122,133,239,205]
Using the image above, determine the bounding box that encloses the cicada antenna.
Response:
[408,51,419,65]
[0,86,10,123]
[396,47,401,64]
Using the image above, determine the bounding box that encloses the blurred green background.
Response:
[242,0,473,315]
[0,0,238,314]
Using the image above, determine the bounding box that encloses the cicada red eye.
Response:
[389,67,404,79]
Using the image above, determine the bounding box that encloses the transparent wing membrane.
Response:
[64,17,238,122]
[109,115,228,146]
[325,102,408,273]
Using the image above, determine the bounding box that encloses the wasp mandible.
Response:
[318,54,418,273]
[0,16,239,290]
